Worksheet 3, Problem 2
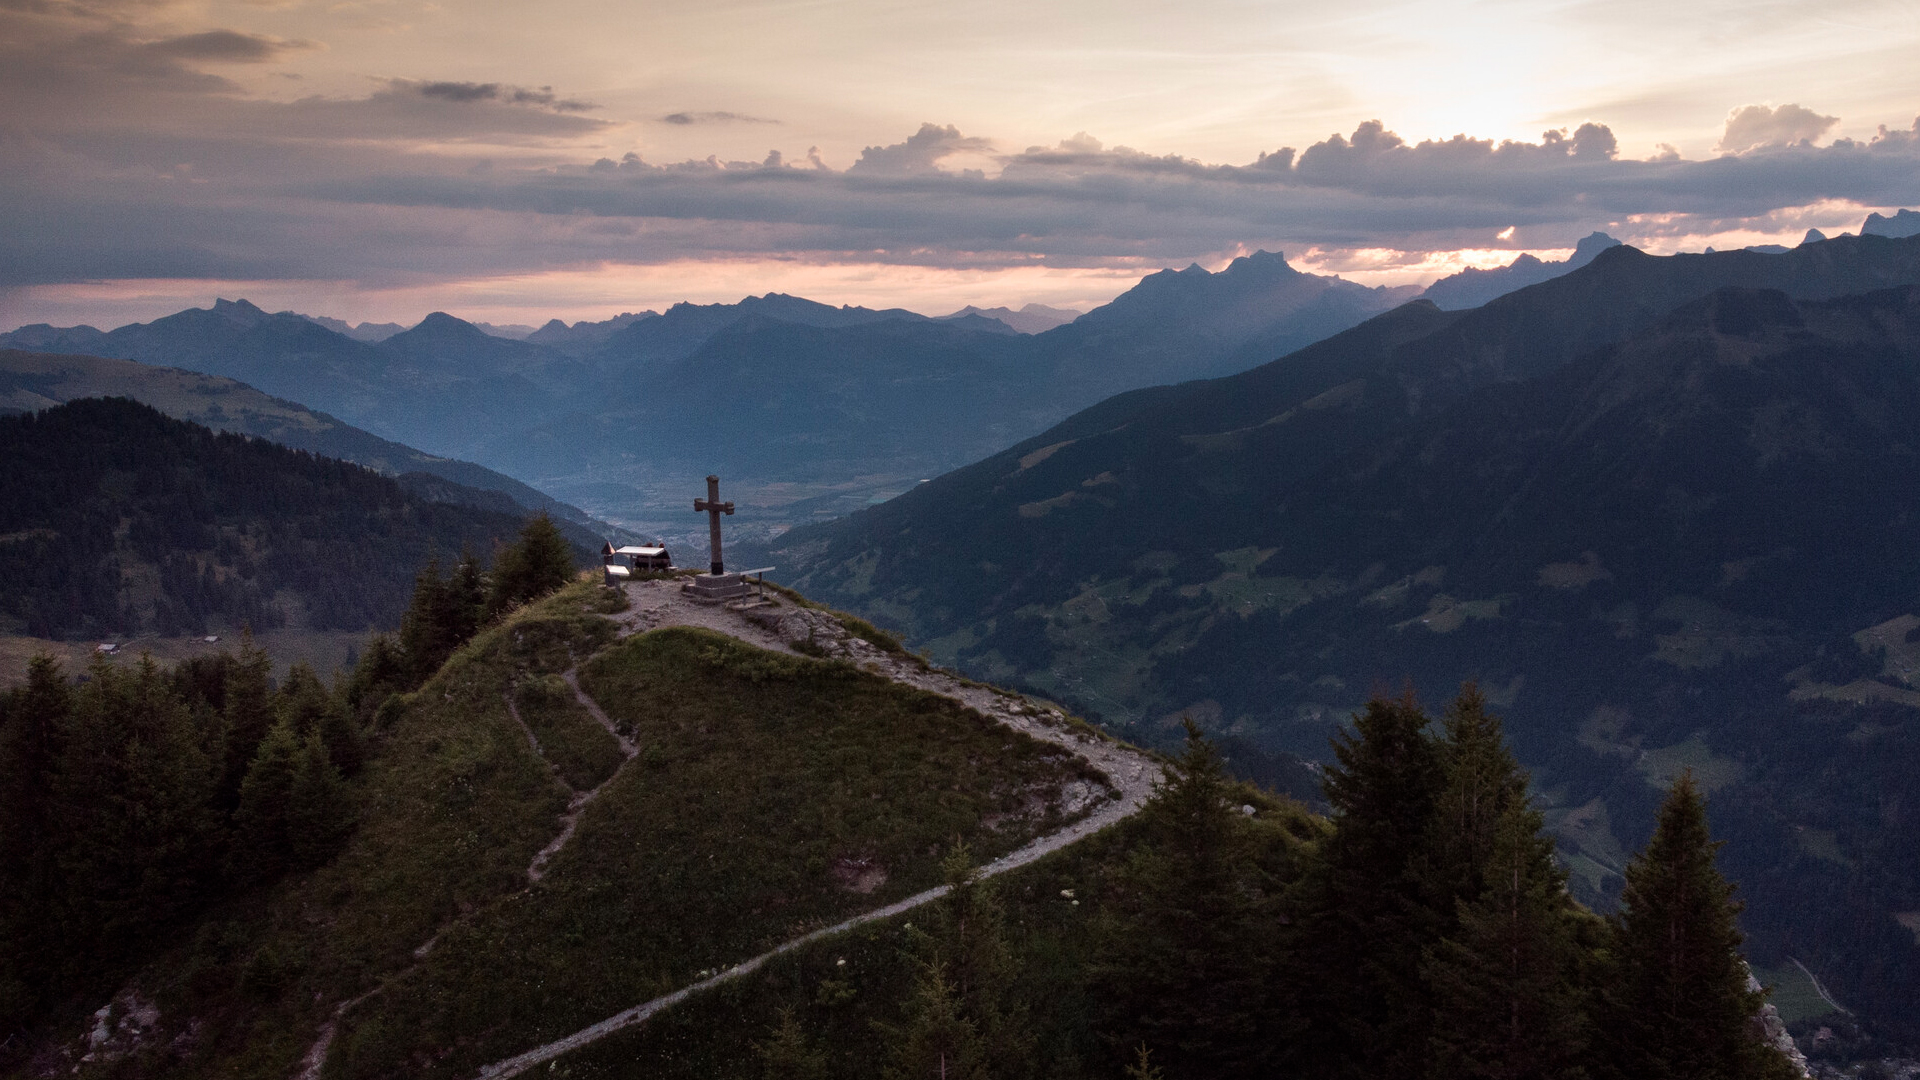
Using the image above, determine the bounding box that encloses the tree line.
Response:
[770,687,1804,1080]
[0,514,579,1043]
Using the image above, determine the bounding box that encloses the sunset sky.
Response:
[4,0,1919,327]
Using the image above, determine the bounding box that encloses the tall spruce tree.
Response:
[51,656,219,963]
[231,717,302,883]
[757,1009,829,1080]
[922,845,1031,1076]
[400,555,459,682]
[0,656,71,1022]
[1289,690,1442,1079]
[885,960,990,1080]
[1601,771,1800,1080]
[277,662,362,776]
[487,513,576,616]
[1423,802,1591,1080]
[1419,685,1530,921]
[1091,721,1274,1079]
[219,633,276,803]
[285,731,354,871]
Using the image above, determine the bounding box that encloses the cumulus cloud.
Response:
[850,122,994,175]
[1718,103,1839,153]
[660,111,779,125]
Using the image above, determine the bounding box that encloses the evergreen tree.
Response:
[51,656,219,961]
[885,959,990,1080]
[757,1009,829,1080]
[344,632,409,724]
[219,633,276,801]
[488,513,576,616]
[923,845,1031,1076]
[0,656,72,1021]
[1600,771,1800,1080]
[1123,1045,1167,1080]
[1419,685,1530,921]
[1289,690,1443,1079]
[400,555,458,682]
[1091,721,1274,1079]
[277,662,362,776]
[449,546,488,642]
[1423,802,1590,1080]
[232,717,302,883]
[286,731,354,870]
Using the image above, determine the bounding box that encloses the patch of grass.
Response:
[833,612,907,654]
[328,626,1095,1080]
[1753,963,1841,1025]
[513,675,624,790]
[1635,735,1745,794]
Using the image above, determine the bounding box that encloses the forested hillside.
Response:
[766,238,1920,1048]
[0,398,586,639]
[0,568,1808,1079]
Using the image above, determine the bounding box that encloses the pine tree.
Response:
[344,632,409,724]
[449,547,488,641]
[0,656,71,1021]
[885,959,990,1080]
[756,1009,829,1080]
[488,513,576,616]
[400,555,457,681]
[1289,690,1443,1079]
[1600,771,1800,1080]
[220,632,275,801]
[277,662,362,776]
[232,717,302,883]
[1419,684,1530,920]
[51,656,219,960]
[1423,802,1590,1080]
[286,731,354,870]
[924,845,1031,1076]
[1090,720,1273,1079]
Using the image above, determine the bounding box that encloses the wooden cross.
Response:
[693,474,734,575]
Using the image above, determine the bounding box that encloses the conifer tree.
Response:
[924,845,1031,1076]
[449,547,488,642]
[52,656,219,958]
[1600,772,1800,1080]
[232,717,302,883]
[488,513,576,616]
[400,555,458,681]
[1423,802,1590,1080]
[1419,685,1529,920]
[286,731,354,870]
[344,633,409,724]
[278,662,362,776]
[1289,690,1442,1079]
[1091,721,1272,1079]
[220,632,276,800]
[757,1009,829,1080]
[0,656,71,1019]
[885,959,990,1080]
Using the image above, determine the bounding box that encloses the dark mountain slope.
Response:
[0,349,624,550]
[767,260,1920,1042]
[0,398,586,638]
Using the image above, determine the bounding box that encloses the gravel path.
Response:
[468,580,1164,1079]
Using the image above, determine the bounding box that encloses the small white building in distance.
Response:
[602,542,672,584]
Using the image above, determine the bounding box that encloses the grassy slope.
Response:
[551,786,1321,1079]
[327,626,1096,1080]
[40,586,620,1079]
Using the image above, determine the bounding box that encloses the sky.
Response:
[3,0,1919,329]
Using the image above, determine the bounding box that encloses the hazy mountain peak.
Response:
[1863,207,1920,238]
[1421,233,1623,311]
[209,297,270,326]
[1803,228,1828,245]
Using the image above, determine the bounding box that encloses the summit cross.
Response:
[693,474,734,576]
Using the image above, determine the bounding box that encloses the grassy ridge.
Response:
[327,627,1099,1080]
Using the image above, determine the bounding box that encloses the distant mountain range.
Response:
[0,254,1417,543]
[760,233,1920,1044]
[1420,231,1623,309]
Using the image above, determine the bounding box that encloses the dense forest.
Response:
[0,398,583,639]
[0,516,579,1051]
